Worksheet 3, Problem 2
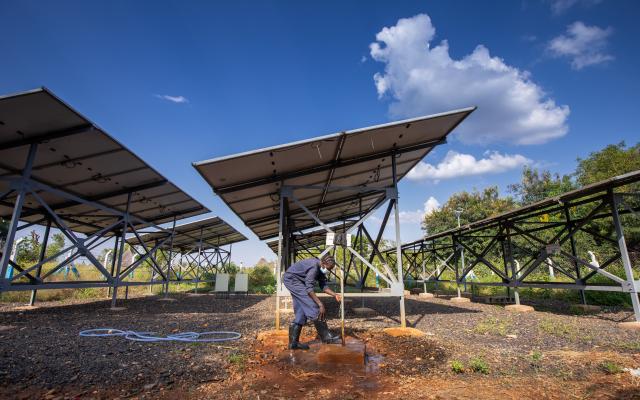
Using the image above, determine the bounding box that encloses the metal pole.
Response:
[610,193,640,321]
[392,154,406,328]
[195,227,203,293]
[108,236,119,298]
[455,209,465,296]
[565,207,587,305]
[0,143,38,289]
[275,190,285,330]
[341,241,346,346]
[111,192,132,309]
[165,217,176,298]
[29,219,51,306]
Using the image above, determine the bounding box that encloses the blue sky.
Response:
[1,0,639,266]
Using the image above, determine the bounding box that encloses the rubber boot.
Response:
[288,323,309,350]
[313,320,341,344]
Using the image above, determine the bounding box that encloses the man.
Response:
[283,254,342,350]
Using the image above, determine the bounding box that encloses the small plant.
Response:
[473,317,511,336]
[600,361,623,374]
[469,357,490,374]
[228,352,247,370]
[531,351,543,362]
[450,360,465,374]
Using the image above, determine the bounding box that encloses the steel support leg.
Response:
[29,219,51,306]
[0,144,38,290]
[611,193,640,321]
[392,154,406,328]
[111,192,132,308]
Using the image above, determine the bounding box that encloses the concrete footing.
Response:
[317,340,366,365]
[572,304,601,313]
[619,321,640,330]
[352,307,375,316]
[450,296,471,303]
[418,292,434,298]
[257,329,289,346]
[13,305,39,311]
[157,297,177,302]
[383,327,425,338]
[109,307,127,311]
[505,304,535,313]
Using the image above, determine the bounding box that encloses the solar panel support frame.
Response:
[0,142,185,307]
[389,173,640,322]
[274,152,408,330]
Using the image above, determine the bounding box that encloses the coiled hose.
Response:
[79,328,241,343]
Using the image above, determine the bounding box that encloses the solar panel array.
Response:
[194,108,475,240]
[0,88,208,234]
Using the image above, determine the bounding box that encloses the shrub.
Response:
[451,360,465,374]
[469,357,490,374]
[600,361,623,374]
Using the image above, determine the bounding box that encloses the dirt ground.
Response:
[1,293,640,399]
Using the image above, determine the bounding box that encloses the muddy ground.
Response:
[1,293,640,399]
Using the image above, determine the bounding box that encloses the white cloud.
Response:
[549,0,602,15]
[548,21,613,70]
[369,14,570,145]
[398,197,441,224]
[155,94,189,104]
[407,150,530,181]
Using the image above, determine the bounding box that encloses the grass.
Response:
[538,318,589,341]
[531,350,543,362]
[450,360,465,374]
[469,357,490,374]
[599,361,623,374]
[473,316,512,336]
[228,353,247,370]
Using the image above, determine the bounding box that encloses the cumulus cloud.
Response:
[549,0,602,15]
[398,197,441,224]
[407,150,530,181]
[155,94,189,104]
[548,21,613,70]
[369,14,570,145]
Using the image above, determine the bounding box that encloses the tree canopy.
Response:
[421,141,639,235]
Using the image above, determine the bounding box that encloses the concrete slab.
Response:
[352,307,375,316]
[109,307,127,311]
[317,339,365,365]
[450,296,471,303]
[418,292,434,298]
[157,297,177,302]
[619,321,640,330]
[383,327,426,338]
[505,304,535,313]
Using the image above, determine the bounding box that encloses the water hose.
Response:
[79,328,241,343]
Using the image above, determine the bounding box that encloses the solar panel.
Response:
[0,88,209,233]
[128,216,247,253]
[193,108,475,240]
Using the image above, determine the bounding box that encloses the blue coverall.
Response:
[283,258,327,325]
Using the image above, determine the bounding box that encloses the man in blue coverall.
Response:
[283,254,342,350]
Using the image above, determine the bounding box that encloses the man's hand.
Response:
[318,304,326,321]
[335,294,342,303]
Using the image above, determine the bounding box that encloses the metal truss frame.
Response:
[274,154,407,329]
[0,143,230,307]
[395,184,640,321]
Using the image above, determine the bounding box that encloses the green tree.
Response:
[45,233,66,259]
[575,141,640,187]
[508,166,576,205]
[422,187,517,235]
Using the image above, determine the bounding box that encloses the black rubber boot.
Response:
[313,320,341,344]
[288,323,309,350]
